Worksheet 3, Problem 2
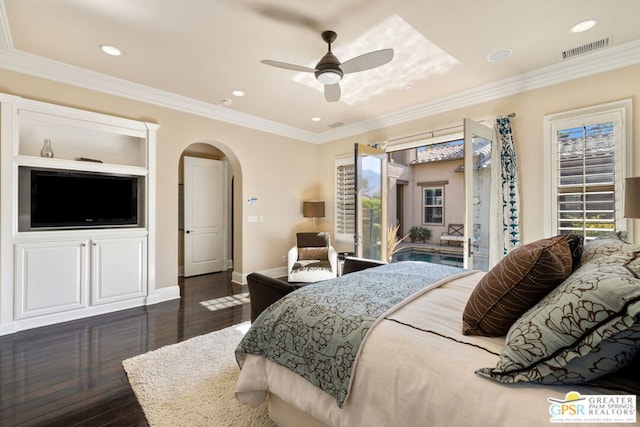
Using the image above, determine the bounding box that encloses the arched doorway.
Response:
[177,141,242,278]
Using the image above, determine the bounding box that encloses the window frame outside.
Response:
[422,186,444,225]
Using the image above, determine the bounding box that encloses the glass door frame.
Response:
[463,118,494,270]
[354,143,387,261]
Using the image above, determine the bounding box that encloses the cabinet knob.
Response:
[186,230,191,234]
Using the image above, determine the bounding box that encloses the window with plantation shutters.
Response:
[335,158,355,243]
[557,123,615,238]
[544,100,631,241]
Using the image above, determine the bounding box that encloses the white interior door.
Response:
[464,118,494,271]
[184,156,225,277]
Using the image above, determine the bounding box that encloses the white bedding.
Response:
[236,271,638,427]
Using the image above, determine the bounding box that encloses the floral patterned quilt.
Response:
[235,261,469,407]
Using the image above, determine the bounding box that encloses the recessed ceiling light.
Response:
[487,49,512,62]
[311,117,322,122]
[232,90,245,97]
[100,44,122,56]
[571,19,598,33]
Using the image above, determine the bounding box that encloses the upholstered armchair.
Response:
[288,232,338,283]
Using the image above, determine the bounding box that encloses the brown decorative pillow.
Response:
[298,247,329,261]
[296,232,330,248]
[564,234,584,272]
[462,235,574,337]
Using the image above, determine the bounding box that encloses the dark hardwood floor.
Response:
[0,271,250,427]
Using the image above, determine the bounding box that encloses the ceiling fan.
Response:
[261,31,394,102]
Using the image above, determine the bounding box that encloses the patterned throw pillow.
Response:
[462,235,574,337]
[581,231,629,264]
[476,250,640,385]
[298,247,329,261]
[588,354,640,395]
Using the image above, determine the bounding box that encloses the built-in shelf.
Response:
[15,155,149,176]
[18,108,147,168]
[0,93,160,335]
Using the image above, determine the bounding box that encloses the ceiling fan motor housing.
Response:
[315,52,343,84]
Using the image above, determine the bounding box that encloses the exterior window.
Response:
[335,157,355,243]
[545,100,631,241]
[423,187,444,224]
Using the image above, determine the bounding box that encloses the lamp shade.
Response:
[624,177,640,218]
[303,201,325,218]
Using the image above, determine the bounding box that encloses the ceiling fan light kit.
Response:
[262,30,393,102]
[316,69,343,84]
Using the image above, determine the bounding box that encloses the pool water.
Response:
[392,249,464,268]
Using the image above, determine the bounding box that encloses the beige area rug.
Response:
[122,322,275,427]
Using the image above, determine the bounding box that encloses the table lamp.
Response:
[303,201,325,232]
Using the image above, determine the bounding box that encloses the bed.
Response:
[235,233,640,427]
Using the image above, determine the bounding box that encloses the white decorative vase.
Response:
[40,138,54,158]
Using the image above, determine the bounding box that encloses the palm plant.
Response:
[387,223,409,260]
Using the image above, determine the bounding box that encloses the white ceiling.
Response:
[1,0,640,143]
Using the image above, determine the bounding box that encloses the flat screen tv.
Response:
[23,168,140,230]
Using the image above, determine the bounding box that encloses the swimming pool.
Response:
[392,249,464,268]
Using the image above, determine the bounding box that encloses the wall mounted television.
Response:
[18,167,143,231]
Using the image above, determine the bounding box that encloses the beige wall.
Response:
[0,68,320,289]
[1,63,639,291]
[317,63,640,248]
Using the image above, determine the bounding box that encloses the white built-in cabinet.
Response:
[91,235,147,306]
[14,239,88,319]
[0,93,159,335]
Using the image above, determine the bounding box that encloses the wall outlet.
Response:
[282,255,287,263]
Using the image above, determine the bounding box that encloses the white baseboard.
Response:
[259,266,288,278]
[5,297,147,335]
[232,266,287,285]
[232,270,245,285]
[0,323,16,336]
[147,284,181,305]
[0,286,181,336]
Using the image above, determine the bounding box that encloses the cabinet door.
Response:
[91,237,147,305]
[14,240,88,319]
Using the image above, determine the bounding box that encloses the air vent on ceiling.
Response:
[562,37,610,60]
[328,121,345,129]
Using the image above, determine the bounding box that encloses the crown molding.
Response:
[0,48,323,143]
[0,2,638,146]
[320,39,640,142]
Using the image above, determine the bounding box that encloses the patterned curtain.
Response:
[496,116,520,254]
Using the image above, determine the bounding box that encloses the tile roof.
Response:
[412,139,491,168]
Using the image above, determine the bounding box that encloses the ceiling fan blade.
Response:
[251,4,324,32]
[325,83,341,102]
[261,60,315,73]
[341,48,394,74]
